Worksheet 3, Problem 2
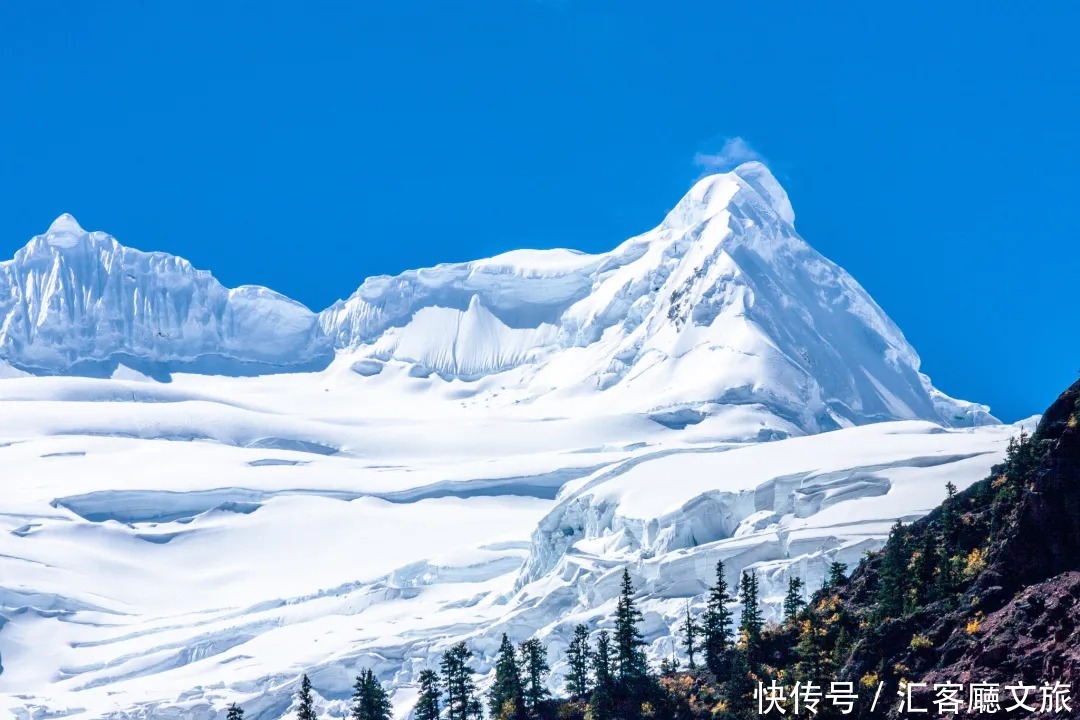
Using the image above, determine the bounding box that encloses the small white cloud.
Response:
[693,137,764,173]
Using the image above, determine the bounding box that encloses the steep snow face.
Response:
[366,295,561,379]
[321,163,988,431]
[0,215,332,373]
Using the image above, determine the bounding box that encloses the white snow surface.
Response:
[0,164,1008,718]
[0,215,331,375]
[316,163,992,432]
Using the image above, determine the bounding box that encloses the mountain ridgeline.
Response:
[1,163,990,435]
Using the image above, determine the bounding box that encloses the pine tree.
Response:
[414,669,442,720]
[226,704,244,720]
[680,603,700,670]
[877,520,908,619]
[723,648,756,720]
[832,626,852,670]
[589,630,617,720]
[613,568,648,686]
[350,668,393,720]
[593,630,615,689]
[782,576,805,623]
[441,642,479,720]
[297,674,317,720]
[909,532,939,609]
[565,624,592,700]
[795,610,832,683]
[373,675,392,720]
[351,670,369,720]
[489,634,525,720]
[519,637,550,716]
[702,559,734,678]
[941,481,959,553]
[825,561,848,590]
[938,545,959,603]
[737,572,763,660]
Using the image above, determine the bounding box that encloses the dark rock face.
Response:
[581,382,1080,720]
[997,381,1080,592]
[837,380,1080,717]
[926,571,1080,687]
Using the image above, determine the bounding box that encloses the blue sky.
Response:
[1,2,1077,420]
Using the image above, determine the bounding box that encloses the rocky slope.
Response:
[701,378,1080,719]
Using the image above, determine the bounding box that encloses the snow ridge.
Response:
[0,216,332,375]
[0,165,989,432]
[318,162,989,431]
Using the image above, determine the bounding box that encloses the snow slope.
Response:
[0,163,1008,718]
[0,369,1018,719]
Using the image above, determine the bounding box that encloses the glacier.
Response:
[0,162,1009,719]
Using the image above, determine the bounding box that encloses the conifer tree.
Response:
[877,520,908,619]
[489,634,525,720]
[941,480,959,552]
[297,674,317,720]
[702,559,734,678]
[825,561,848,590]
[441,642,479,720]
[593,630,615,689]
[565,624,592,700]
[909,532,939,609]
[350,668,393,720]
[613,568,648,685]
[737,571,763,659]
[794,608,836,684]
[783,576,805,623]
[519,637,550,716]
[589,630,617,720]
[226,704,244,720]
[832,626,852,670]
[414,669,442,720]
[680,603,700,670]
[938,547,959,603]
[723,648,756,720]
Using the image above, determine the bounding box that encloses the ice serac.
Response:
[0,215,332,374]
[321,162,991,432]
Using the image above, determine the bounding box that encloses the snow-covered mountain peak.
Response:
[33,212,99,252]
[318,168,991,432]
[2,170,992,432]
[732,161,795,226]
[46,212,86,238]
[659,162,790,231]
[18,215,124,262]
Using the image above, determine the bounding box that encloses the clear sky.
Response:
[1,2,1077,421]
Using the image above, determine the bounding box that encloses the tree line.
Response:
[224,562,794,719]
